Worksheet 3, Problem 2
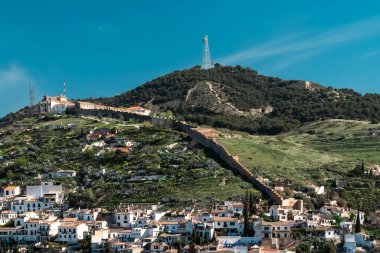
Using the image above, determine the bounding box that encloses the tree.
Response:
[296,242,310,253]
[81,235,91,252]
[322,241,337,253]
[189,243,197,253]
[204,232,209,245]
[355,209,361,233]
[15,157,28,167]
[5,170,15,179]
[194,230,201,245]
[249,191,254,215]
[249,191,257,215]
[243,190,250,236]
[315,195,325,209]
[104,240,111,253]
[211,231,217,245]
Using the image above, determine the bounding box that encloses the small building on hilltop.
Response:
[125,106,151,116]
[39,94,74,114]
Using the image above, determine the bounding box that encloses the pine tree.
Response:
[361,161,365,174]
[355,209,361,233]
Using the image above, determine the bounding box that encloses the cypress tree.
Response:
[249,191,254,215]
[195,230,201,245]
[243,190,250,236]
[355,209,361,233]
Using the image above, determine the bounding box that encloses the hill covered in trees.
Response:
[89,64,380,134]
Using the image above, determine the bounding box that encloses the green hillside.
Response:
[88,65,380,135]
[218,119,380,211]
[219,119,380,182]
[0,115,255,208]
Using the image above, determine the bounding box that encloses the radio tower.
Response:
[29,82,35,107]
[202,35,214,69]
[63,81,67,97]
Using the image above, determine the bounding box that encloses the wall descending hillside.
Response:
[69,108,284,204]
[69,108,173,126]
[185,126,284,205]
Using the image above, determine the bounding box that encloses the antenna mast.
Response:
[29,82,35,107]
[63,81,67,97]
[202,35,214,70]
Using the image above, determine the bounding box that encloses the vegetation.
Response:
[0,115,257,208]
[218,119,380,211]
[88,65,380,135]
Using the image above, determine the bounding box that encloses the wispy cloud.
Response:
[219,15,380,66]
[97,24,113,34]
[0,64,32,87]
[273,50,323,70]
[361,49,380,59]
[0,64,34,116]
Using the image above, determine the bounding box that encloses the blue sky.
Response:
[1,1,380,116]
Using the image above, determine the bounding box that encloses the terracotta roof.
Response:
[115,147,129,153]
[261,221,293,226]
[61,218,78,222]
[126,106,146,110]
[59,222,81,228]
[160,221,180,225]
[4,186,19,190]
[316,225,335,231]
[213,217,238,222]
[110,228,132,233]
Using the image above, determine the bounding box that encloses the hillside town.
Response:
[0,91,377,253]
[0,178,378,252]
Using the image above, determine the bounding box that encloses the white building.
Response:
[26,181,63,204]
[125,106,151,116]
[11,196,28,214]
[3,186,21,197]
[64,208,100,221]
[57,222,89,245]
[39,94,74,114]
[0,210,17,225]
[343,234,356,253]
[24,218,60,242]
[269,205,298,221]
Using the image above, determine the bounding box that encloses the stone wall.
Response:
[68,108,284,204]
[69,108,173,126]
[187,127,283,205]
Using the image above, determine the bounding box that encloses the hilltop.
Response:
[89,64,380,134]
